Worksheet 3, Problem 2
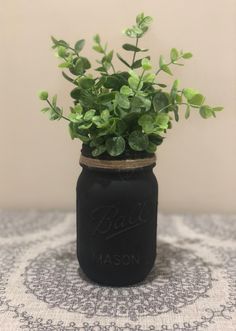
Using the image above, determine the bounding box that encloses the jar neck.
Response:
[80,144,156,172]
[81,143,155,161]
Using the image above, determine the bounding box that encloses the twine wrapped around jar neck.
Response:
[80,154,156,170]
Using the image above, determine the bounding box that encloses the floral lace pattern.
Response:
[0,211,235,331]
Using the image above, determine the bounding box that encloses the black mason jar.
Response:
[76,144,158,286]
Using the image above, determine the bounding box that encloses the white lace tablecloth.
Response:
[0,211,235,331]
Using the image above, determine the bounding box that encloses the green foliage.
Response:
[128,130,149,151]
[38,13,223,157]
[123,13,153,38]
[38,90,48,100]
[106,136,125,156]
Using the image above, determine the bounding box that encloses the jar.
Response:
[76,144,158,286]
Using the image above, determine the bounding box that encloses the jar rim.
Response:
[80,154,156,170]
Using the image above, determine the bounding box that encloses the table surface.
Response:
[0,211,235,331]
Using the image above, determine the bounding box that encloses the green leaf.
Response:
[139,16,153,29]
[175,94,182,104]
[128,76,142,91]
[161,65,173,76]
[103,74,126,90]
[78,122,93,130]
[84,109,96,121]
[52,94,57,107]
[38,90,48,100]
[116,93,130,109]
[49,106,62,121]
[185,105,191,119]
[62,71,75,83]
[128,131,149,151]
[95,66,107,73]
[123,27,143,38]
[141,58,152,70]
[51,36,69,48]
[131,96,144,110]
[143,73,155,83]
[132,56,150,69]
[95,76,107,89]
[70,87,81,99]
[97,92,116,104]
[57,46,67,57]
[90,137,105,147]
[93,45,104,53]
[213,107,224,112]
[92,116,104,128]
[131,96,151,111]
[69,113,83,123]
[199,105,214,119]
[155,113,169,128]
[123,43,140,52]
[146,141,157,153]
[171,105,179,122]
[159,55,165,68]
[78,77,95,89]
[106,136,125,156]
[78,134,90,142]
[149,134,164,146]
[68,123,90,142]
[117,53,131,68]
[182,52,193,59]
[183,88,199,100]
[93,34,101,44]
[106,50,114,62]
[159,55,173,75]
[72,57,91,75]
[74,39,85,52]
[122,43,147,52]
[128,69,139,79]
[120,85,134,96]
[138,114,154,134]
[92,145,106,157]
[115,120,127,135]
[136,12,145,24]
[73,104,83,114]
[69,122,76,139]
[41,107,50,113]
[189,94,205,106]
[157,83,167,88]
[153,92,169,112]
[80,57,91,69]
[101,109,110,122]
[170,80,179,103]
[72,58,84,75]
[170,48,179,62]
[51,36,58,46]
[58,62,71,68]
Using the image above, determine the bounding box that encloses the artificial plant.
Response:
[38,13,223,157]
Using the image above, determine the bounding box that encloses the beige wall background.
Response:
[0,0,235,213]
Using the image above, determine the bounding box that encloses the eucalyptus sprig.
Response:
[38,13,223,157]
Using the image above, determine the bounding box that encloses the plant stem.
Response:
[46,100,70,121]
[131,38,139,67]
[158,102,198,113]
[133,69,145,97]
[158,104,172,113]
[101,49,115,74]
[110,62,116,73]
[155,55,183,75]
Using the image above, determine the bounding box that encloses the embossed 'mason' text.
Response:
[95,253,140,266]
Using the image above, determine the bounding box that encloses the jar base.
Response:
[78,255,156,287]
